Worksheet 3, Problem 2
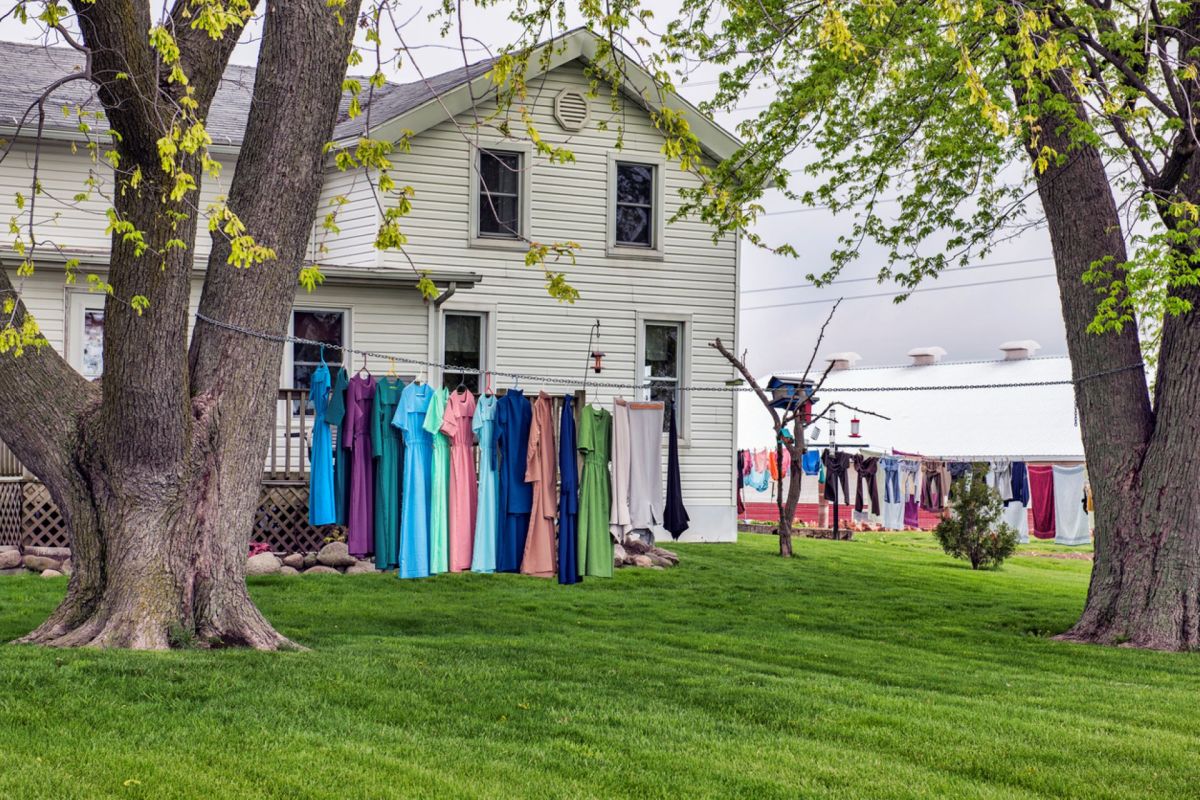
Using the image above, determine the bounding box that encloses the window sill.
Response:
[469,235,529,252]
[606,243,665,261]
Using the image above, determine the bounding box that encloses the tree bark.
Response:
[5,0,362,649]
[1013,69,1200,650]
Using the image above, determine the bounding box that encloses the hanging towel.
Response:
[1010,461,1030,506]
[628,401,666,532]
[1052,465,1090,545]
[801,449,821,476]
[1028,464,1056,539]
[664,400,690,539]
[558,395,581,584]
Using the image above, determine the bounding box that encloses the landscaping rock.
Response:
[0,550,21,570]
[40,569,63,578]
[317,542,356,568]
[279,566,300,576]
[61,559,72,576]
[345,561,376,575]
[25,546,71,560]
[0,544,19,553]
[246,552,282,576]
[304,565,340,575]
[632,554,653,568]
[23,555,61,573]
[648,554,672,568]
[650,547,679,565]
[302,553,319,568]
[613,543,627,564]
[622,538,653,556]
[282,553,305,570]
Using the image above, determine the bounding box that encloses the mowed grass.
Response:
[0,533,1196,800]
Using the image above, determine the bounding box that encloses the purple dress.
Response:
[342,373,376,557]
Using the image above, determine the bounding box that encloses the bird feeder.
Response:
[590,351,606,373]
[849,417,862,438]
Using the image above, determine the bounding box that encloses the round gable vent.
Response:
[553,89,590,131]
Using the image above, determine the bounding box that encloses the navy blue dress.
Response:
[495,389,532,573]
[557,395,581,584]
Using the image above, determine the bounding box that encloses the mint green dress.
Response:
[423,387,450,574]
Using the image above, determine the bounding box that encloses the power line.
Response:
[740,273,1056,311]
[741,257,1055,295]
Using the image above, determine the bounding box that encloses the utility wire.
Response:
[194,311,1140,393]
[741,274,1055,311]
[741,257,1054,295]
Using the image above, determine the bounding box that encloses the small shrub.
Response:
[934,463,1018,570]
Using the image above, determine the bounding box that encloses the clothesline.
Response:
[195,312,1145,394]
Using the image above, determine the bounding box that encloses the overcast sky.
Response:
[0,6,1069,375]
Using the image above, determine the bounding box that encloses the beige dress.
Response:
[521,391,557,577]
[627,401,665,530]
[609,396,632,540]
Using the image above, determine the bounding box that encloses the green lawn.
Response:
[0,533,1196,799]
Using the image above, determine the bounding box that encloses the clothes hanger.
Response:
[454,373,468,394]
[483,370,494,397]
[387,358,398,380]
[356,351,369,377]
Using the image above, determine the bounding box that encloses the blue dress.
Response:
[471,394,499,573]
[557,395,580,584]
[392,382,434,579]
[495,388,532,573]
[325,367,351,525]
[308,363,337,526]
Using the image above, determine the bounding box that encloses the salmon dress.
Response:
[441,388,478,572]
[577,404,613,578]
[423,387,450,574]
[521,391,557,577]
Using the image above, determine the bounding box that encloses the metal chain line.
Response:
[194,311,1145,393]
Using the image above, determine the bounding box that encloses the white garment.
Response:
[883,501,904,530]
[1003,501,1030,544]
[627,401,665,530]
[1052,465,1090,546]
[609,397,632,540]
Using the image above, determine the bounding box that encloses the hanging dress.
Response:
[324,366,352,525]
[557,395,581,584]
[522,391,557,578]
[663,399,690,540]
[392,382,433,578]
[578,404,614,578]
[610,396,633,540]
[308,360,337,526]
[424,387,451,574]
[371,376,405,570]
[342,373,376,557]
[471,394,500,573]
[495,388,533,573]
[441,388,478,572]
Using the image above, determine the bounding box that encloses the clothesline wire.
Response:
[194,311,1145,394]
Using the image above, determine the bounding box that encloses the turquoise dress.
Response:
[392,382,433,579]
[471,394,499,573]
[308,362,336,526]
[423,387,450,575]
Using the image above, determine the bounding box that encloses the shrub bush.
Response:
[934,463,1018,570]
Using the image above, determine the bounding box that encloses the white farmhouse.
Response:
[0,29,741,543]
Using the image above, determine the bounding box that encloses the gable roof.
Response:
[737,356,1086,462]
[0,29,742,160]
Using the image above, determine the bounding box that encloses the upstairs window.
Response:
[615,162,656,247]
[478,150,522,239]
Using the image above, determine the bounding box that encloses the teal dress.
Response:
[424,387,450,575]
[471,394,499,573]
[371,377,405,570]
[308,362,336,526]
[325,367,352,525]
[393,382,433,579]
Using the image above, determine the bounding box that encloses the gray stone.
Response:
[61,559,72,576]
[302,553,319,568]
[304,565,340,575]
[279,565,300,576]
[651,547,679,564]
[40,569,63,578]
[246,552,282,576]
[0,550,21,570]
[23,555,61,573]
[345,561,376,575]
[0,545,19,553]
[648,554,672,568]
[613,543,627,563]
[282,553,305,569]
[316,541,356,568]
[632,554,653,568]
[24,546,71,560]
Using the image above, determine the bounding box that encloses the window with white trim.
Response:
[615,162,656,247]
[477,149,522,239]
[643,320,683,432]
[443,311,486,393]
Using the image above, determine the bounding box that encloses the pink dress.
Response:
[440,389,478,572]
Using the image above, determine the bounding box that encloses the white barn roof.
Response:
[737,355,1085,462]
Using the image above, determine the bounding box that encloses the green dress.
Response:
[371,377,405,570]
[577,404,614,578]
[423,387,451,574]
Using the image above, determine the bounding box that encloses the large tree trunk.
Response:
[3,0,362,649]
[1016,70,1200,650]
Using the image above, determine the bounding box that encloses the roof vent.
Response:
[553,89,590,131]
[999,339,1042,360]
[824,351,861,371]
[907,346,947,366]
